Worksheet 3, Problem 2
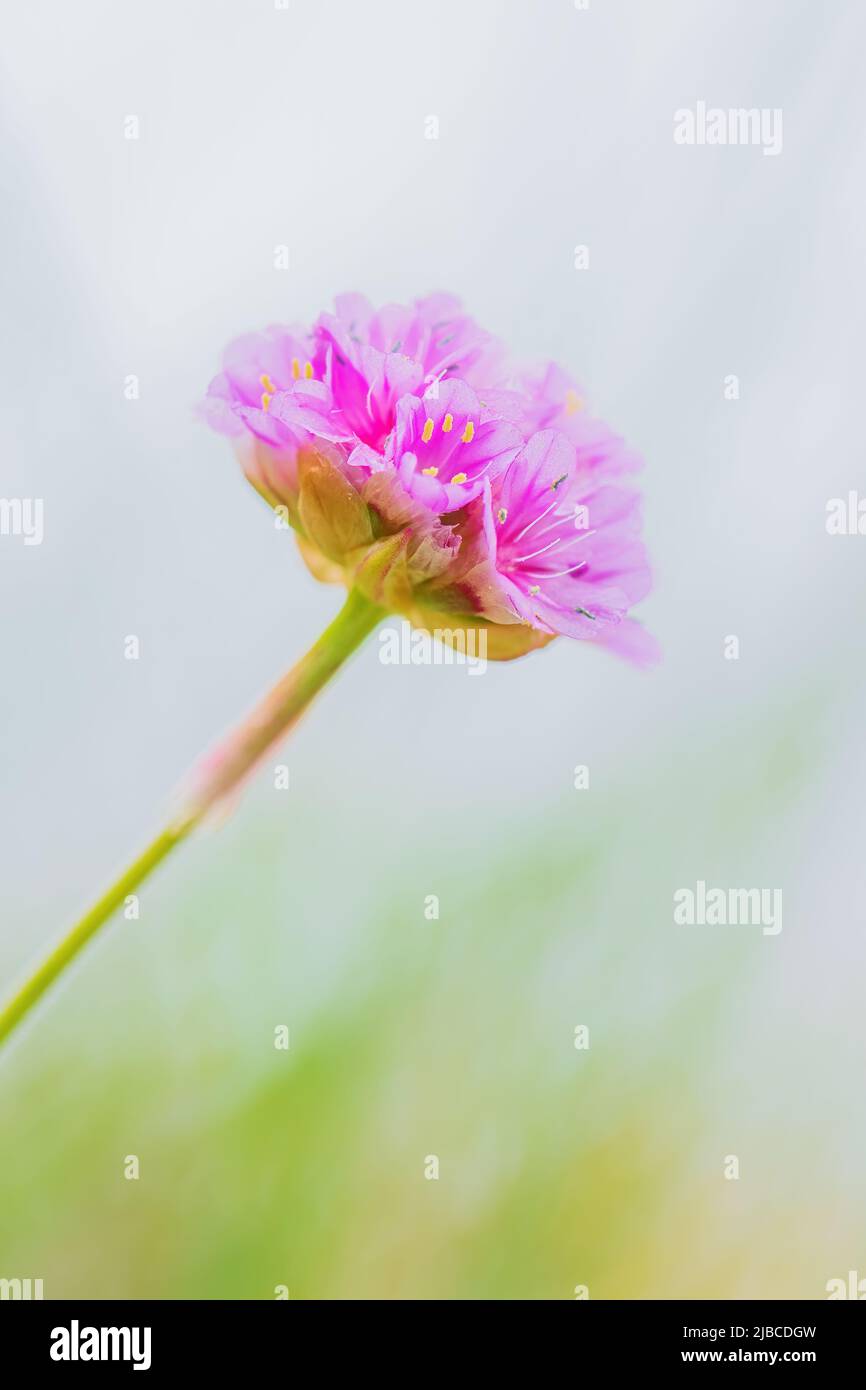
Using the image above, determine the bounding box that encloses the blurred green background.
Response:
[1,665,861,1299]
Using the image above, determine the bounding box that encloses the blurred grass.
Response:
[0,690,861,1299]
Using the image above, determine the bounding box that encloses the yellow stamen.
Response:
[304,360,314,379]
[261,392,272,412]
[497,507,508,524]
[461,421,475,444]
[442,413,454,433]
[451,472,467,485]
[421,418,435,443]
[528,585,541,596]
[259,373,276,394]
[421,466,439,477]
[291,357,301,380]
[565,389,583,416]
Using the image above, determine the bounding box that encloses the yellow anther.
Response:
[421,466,439,477]
[304,361,314,379]
[442,413,454,433]
[528,585,541,596]
[461,421,475,444]
[261,392,272,412]
[259,373,276,394]
[497,507,508,524]
[451,472,467,485]
[421,418,435,443]
[291,357,301,380]
[565,389,583,416]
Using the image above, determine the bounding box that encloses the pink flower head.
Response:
[202,293,657,665]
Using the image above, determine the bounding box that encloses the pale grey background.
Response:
[2,0,864,1091]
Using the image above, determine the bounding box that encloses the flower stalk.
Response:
[0,289,656,1055]
[0,589,384,1052]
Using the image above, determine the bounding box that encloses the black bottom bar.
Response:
[1,1298,862,1373]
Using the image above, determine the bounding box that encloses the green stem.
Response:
[0,589,384,1053]
[0,828,189,1049]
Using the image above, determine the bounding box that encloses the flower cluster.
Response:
[203,293,656,663]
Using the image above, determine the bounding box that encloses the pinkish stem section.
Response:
[175,588,384,826]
